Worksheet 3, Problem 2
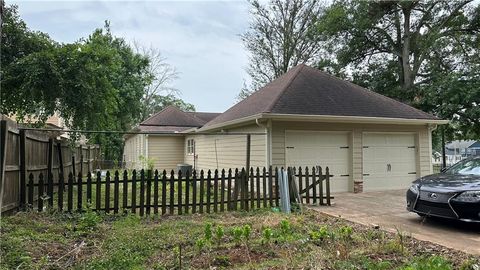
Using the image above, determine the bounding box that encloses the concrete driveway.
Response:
[312,190,480,256]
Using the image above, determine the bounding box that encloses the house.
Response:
[467,141,480,157]
[124,64,447,193]
[123,107,220,170]
[444,140,479,165]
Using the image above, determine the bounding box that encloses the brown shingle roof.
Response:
[205,64,438,127]
[137,106,220,133]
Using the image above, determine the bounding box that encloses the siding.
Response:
[184,124,267,172]
[272,121,433,187]
[123,134,146,169]
[148,135,185,172]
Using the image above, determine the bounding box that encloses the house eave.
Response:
[261,113,449,125]
[190,114,263,133]
[190,113,448,133]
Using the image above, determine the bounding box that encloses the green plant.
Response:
[76,207,102,235]
[279,219,291,236]
[195,238,206,253]
[242,224,251,242]
[215,226,224,246]
[138,155,155,171]
[173,245,182,268]
[338,225,353,240]
[400,256,453,270]
[310,226,331,243]
[204,222,213,243]
[262,227,273,244]
[231,226,243,245]
[459,259,480,270]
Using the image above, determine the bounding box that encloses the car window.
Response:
[446,159,480,175]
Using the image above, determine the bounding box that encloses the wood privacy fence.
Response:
[0,118,100,213]
[22,166,332,215]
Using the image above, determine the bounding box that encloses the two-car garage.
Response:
[284,130,418,193]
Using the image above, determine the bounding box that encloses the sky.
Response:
[10,0,251,113]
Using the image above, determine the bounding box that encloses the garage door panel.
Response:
[363,133,417,191]
[286,131,351,193]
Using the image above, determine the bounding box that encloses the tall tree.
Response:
[134,45,194,121]
[317,0,480,138]
[0,6,151,160]
[240,0,325,98]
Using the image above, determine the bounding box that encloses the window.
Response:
[187,139,195,155]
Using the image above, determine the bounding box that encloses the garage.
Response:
[285,131,351,192]
[362,133,417,191]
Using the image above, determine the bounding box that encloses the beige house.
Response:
[124,64,447,193]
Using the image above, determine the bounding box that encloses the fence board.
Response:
[19,166,333,215]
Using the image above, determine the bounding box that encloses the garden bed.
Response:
[1,208,478,269]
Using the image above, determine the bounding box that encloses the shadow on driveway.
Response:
[312,189,480,256]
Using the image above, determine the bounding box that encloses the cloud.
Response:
[10,0,251,112]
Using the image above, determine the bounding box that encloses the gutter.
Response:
[262,113,449,125]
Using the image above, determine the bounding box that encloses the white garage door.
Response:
[363,133,417,191]
[285,131,350,192]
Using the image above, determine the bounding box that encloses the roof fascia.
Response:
[262,113,449,125]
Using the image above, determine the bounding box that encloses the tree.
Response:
[1,6,151,160]
[317,0,480,139]
[240,0,325,99]
[134,45,189,121]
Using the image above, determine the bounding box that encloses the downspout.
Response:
[145,134,149,159]
[256,118,271,167]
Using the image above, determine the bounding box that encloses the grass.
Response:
[1,208,478,270]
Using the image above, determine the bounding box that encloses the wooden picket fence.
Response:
[22,166,332,215]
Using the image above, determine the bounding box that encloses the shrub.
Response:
[338,225,353,240]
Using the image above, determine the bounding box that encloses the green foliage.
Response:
[231,226,244,245]
[309,225,332,243]
[195,238,207,252]
[261,227,273,244]
[0,5,193,161]
[204,222,213,243]
[400,256,453,270]
[76,208,102,235]
[338,225,353,240]
[138,155,155,171]
[242,224,252,241]
[215,225,224,245]
[279,219,291,235]
[317,1,480,139]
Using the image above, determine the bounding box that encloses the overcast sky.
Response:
[10,0,251,113]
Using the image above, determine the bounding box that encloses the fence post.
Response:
[72,156,76,183]
[0,120,7,212]
[19,128,26,209]
[57,142,64,189]
[326,167,331,206]
[38,173,44,212]
[47,138,54,207]
[80,154,84,177]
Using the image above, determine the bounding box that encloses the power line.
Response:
[17,127,267,136]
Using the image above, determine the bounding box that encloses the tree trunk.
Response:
[401,7,413,91]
